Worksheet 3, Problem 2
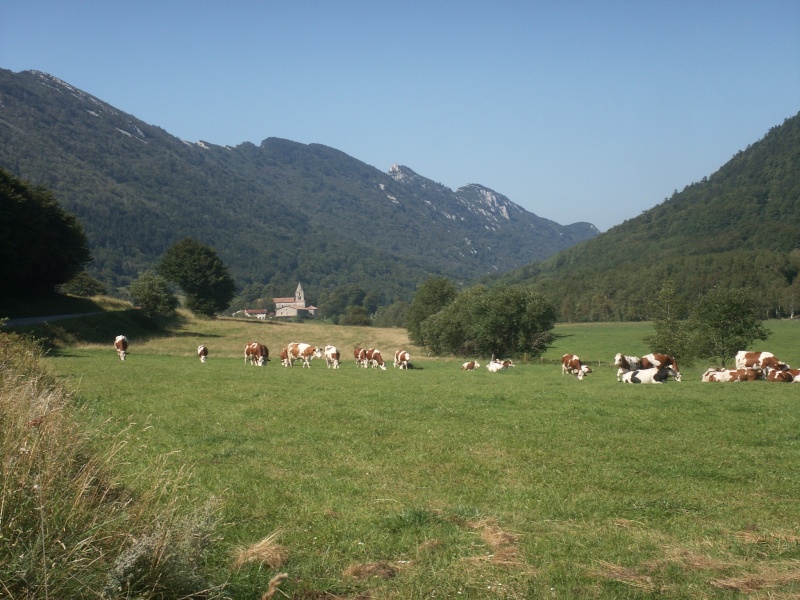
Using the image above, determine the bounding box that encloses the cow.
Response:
[369,349,387,370]
[287,342,322,368]
[640,353,681,381]
[280,346,291,367]
[735,351,789,373]
[487,358,514,373]
[354,347,364,367]
[324,345,340,369]
[614,353,642,382]
[702,367,763,382]
[394,350,411,369]
[787,368,800,383]
[461,360,481,371]
[244,342,269,366]
[622,366,678,384]
[197,344,208,363]
[561,354,591,380]
[114,335,128,361]
[766,368,793,383]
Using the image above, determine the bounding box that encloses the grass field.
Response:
[45,317,800,598]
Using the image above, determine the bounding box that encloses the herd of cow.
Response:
[113,335,796,383]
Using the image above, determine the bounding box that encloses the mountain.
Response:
[489,111,800,321]
[0,68,598,306]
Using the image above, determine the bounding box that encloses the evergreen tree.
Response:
[643,281,695,364]
[157,238,235,317]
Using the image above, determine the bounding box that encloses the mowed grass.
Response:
[48,318,800,598]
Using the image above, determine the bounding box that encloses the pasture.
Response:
[47,318,800,598]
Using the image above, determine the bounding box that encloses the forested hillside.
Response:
[0,69,596,308]
[491,112,800,321]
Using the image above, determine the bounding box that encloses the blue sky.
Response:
[2,1,799,231]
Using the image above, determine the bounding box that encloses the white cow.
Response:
[324,345,340,369]
[487,358,515,373]
[622,366,678,384]
[394,350,411,369]
[197,344,208,363]
[614,353,641,382]
[114,335,128,361]
[287,342,322,368]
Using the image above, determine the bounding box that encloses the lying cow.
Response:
[114,335,129,361]
[287,342,322,368]
[735,351,789,373]
[461,360,480,371]
[245,342,269,366]
[487,358,515,373]
[614,353,642,382]
[702,367,763,382]
[394,350,411,369]
[641,353,681,381]
[197,344,208,363]
[767,368,793,383]
[561,354,591,380]
[622,366,678,384]
[788,369,800,383]
[324,345,340,369]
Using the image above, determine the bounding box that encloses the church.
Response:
[273,282,317,318]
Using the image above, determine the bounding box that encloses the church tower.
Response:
[295,282,305,303]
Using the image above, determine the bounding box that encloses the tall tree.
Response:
[406,276,459,346]
[643,281,695,364]
[157,238,235,317]
[129,271,178,319]
[0,169,91,297]
[691,285,770,367]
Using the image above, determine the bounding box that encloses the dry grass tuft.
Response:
[232,530,289,569]
[343,560,399,580]
[592,561,657,592]
[261,572,289,600]
[464,518,523,567]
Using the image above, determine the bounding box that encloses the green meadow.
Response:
[46,318,800,598]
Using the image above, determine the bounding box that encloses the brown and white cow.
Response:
[614,353,642,382]
[487,358,515,373]
[114,335,128,361]
[324,345,340,369]
[287,342,322,368]
[767,368,793,383]
[702,367,763,382]
[735,351,789,373]
[640,353,681,381]
[245,342,269,366]
[368,349,387,370]
[622,366,678,384]
[394,350,411,369]
[787,368,800,383]
[461,360,481,371]
[280,346,291,367]
[354,347,364,367]
[197,344,208,363]
[561,354,591,380]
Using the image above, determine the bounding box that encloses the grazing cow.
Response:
[735,351,789,373]
[561,354,591,380]
[702,367,763,382]
[280,347,291,367]
[766,368,793,383]
[244,342,269,366]
[487,358,515,373]
[114,335,128,361]
[614,353,642,382]
[394,350,411,369]
[622,366,678,384]
[324,345,340,369]
[354,347,364,367]
[640,353,681,381]
[197,345,208,363]
[287,342,322,368]
[369,349,387,370]
[461,360,481,371]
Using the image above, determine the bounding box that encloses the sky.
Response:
[2,1,799,231]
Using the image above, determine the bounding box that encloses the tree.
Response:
[157,238,236,317]
[643,281,695,364]
[129,271,178,319]
[406,277,459,346]
[419,285,557,358]
[691,285,770,367]
[59,271,106,297]
[0,169,91,297]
